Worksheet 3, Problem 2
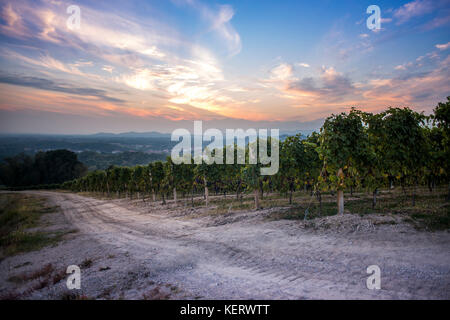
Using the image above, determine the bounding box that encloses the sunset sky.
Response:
[0,0,449,134]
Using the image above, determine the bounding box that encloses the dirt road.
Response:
[3,191,450,299]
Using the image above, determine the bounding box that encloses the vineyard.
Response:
[62,99,450,219]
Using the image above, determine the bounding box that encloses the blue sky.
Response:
[0,0,449,133]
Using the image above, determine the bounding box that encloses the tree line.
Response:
[0,149,87,188]
[62,98,449,214]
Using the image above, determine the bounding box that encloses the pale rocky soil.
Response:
[0,191,449,300]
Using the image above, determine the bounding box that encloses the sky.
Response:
[0,0,449,134]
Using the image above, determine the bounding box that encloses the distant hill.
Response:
[90,131,171,138]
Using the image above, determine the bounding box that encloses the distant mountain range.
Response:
[0,128,317,139]
[89,129,316,138]
[90,131,172,138]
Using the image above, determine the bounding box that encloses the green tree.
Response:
[432,97,450,200]
[380,108,427,206]
[279,134,307,204]
[302,133,323,213]
[163,156,184,205]
[194,161,217,207]
[358,111,388,209]
[132,165,148,201]
[150,161,165,204]
[318,109,369,214]
[241,163,261,210]
[0,149,86,187]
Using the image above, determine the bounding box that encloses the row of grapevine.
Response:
[62,98,450,214]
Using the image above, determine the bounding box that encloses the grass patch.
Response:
[8,263,54,283]
[210,198,253,214]
[0,193,63,257]
[268,187,450,230]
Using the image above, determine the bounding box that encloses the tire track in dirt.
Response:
[28,191,450,299]
[50,194,369,297]
[72,201,360,295]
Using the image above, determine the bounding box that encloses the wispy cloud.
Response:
[423,14,450,29]
[296,62,310,68]
[181,0,242,56]
[261,50,449,120]
[209,4,242,56]
[393,0,435,24]
[0,3,28,38]
[0,73,124,103]
[436,41,450,50]
[269,63,295,81]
